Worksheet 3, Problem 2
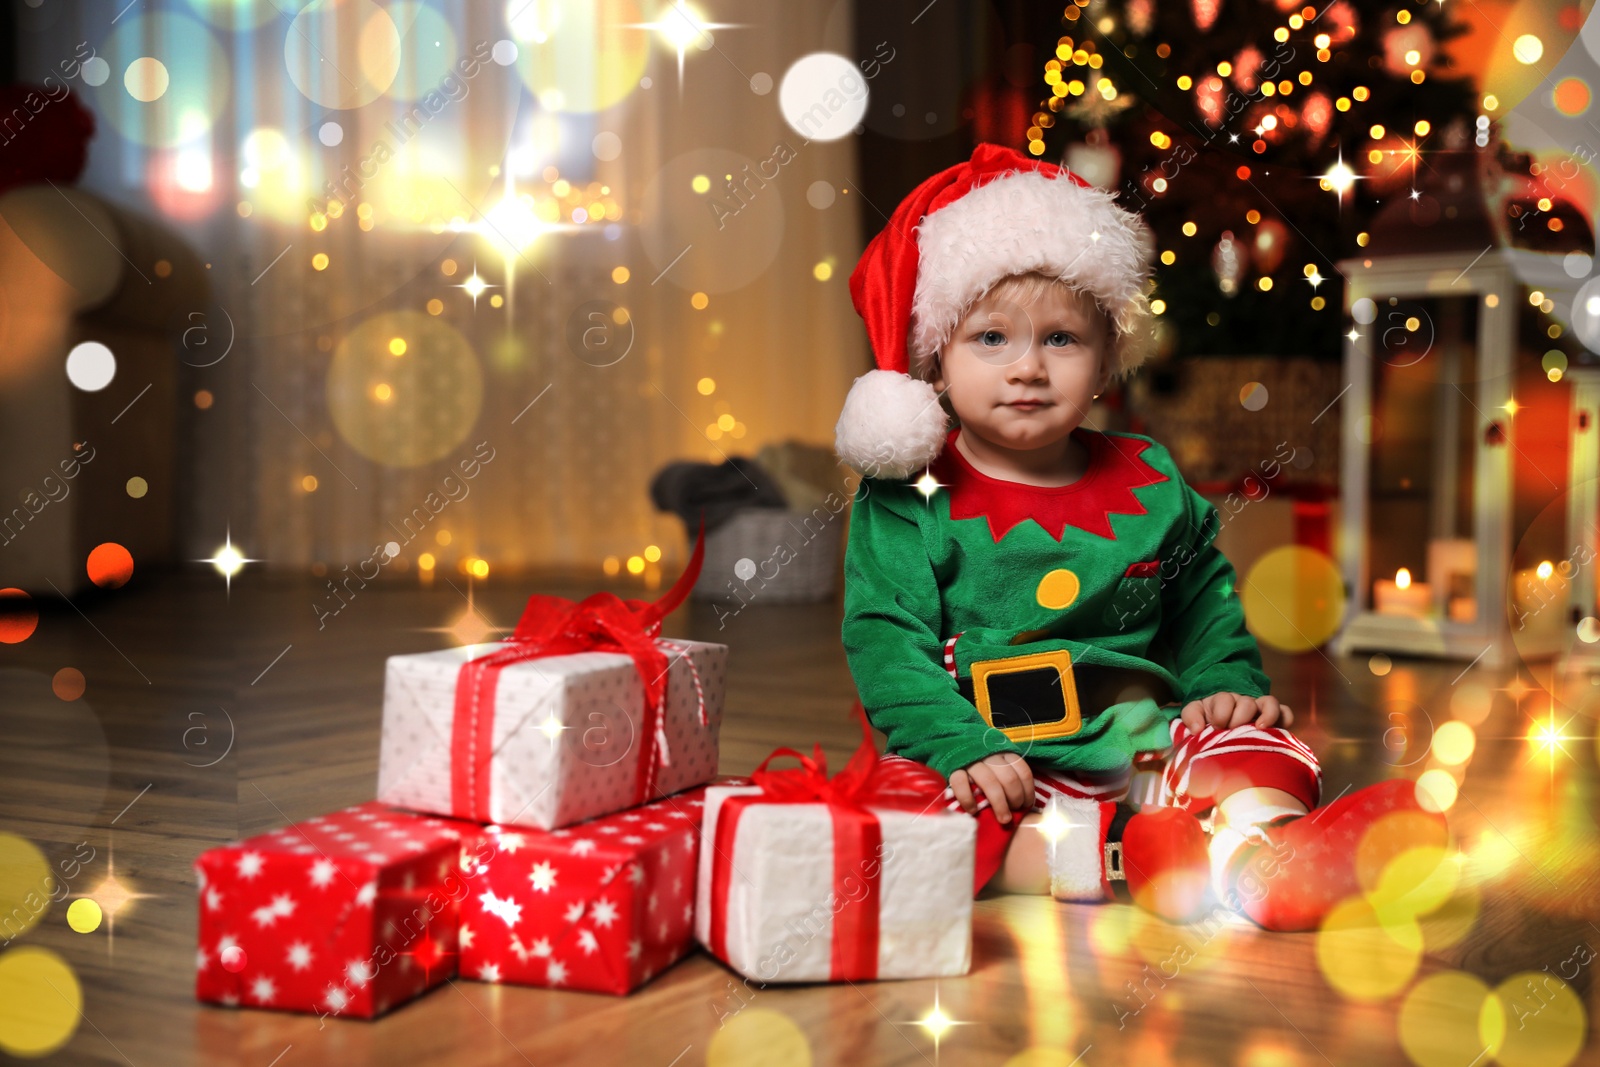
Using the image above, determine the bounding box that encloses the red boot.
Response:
[1046,799,1211,923]
[1221,779,1451,932]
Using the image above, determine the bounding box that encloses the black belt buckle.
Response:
[960,649,1082,743]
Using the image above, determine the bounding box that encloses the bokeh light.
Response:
[1356,810,1453,896]
[512,0,649,113]
[779,52,870,141]
[237,126,312,223]
[1417,882,1482,950]
[1491,971,1586,1067]
[184,0,281,29]
[0,947,81,1057]
[1397,971,1500,1067]
[705,1008,810,1067]
[0,589,38,644]
[387,1,460,101]
[51,668,85,701]
[1553,77,1590,116]
[86,543,135,590]
[285,0,401,109]
[65,341,116,392]
[1366,845,1459,923]
[327,311,483,467]
[1415,768,1459,812]
[1430,720,1476,765]
[0,833,52,939]
[1315,896,1421,1000]
[639,148,786,295]
[123,57,170,102]
[90,13,230,148]
[126,476,148,498]
[1128,903,1230,972]
[1239,546,1346,652]
[66,898,102,934]
[1450,682,1493,725]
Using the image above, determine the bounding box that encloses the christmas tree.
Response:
[1028,0,1481,360]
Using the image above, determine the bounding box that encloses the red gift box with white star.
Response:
[455,777,749,995]
[194,802,467,1019]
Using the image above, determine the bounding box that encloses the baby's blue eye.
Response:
[979,329,1007,346]
[1045,331,1077,347]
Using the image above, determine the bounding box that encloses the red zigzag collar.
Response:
[926,427,1170,543]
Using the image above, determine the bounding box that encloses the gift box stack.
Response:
[195,527,977,1021]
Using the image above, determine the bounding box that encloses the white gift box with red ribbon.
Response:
[692,727,975,983]
[377,637,725,830]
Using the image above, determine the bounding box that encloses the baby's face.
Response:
[929,283,1112,454]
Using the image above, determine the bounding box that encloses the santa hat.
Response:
[835,142,1158,478]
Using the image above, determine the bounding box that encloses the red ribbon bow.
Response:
[708,705,948,980]
[449,518,709,823]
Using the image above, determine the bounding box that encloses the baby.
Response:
[834,143,1445,930]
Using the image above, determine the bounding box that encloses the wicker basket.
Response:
[690,507,843,604]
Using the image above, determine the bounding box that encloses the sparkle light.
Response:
[197,528,257,597]
[914,471,945,499]
[449,609,496,646]
[456,261,496,308]
[79,838,154,956]
[481,196,548,256]
[1321,151,1361,198]
[419,582,504,646]
[1032,802,1077,843]
[907,985,970,1059]
[538,711,568,746]
[626,2,743,95]
[1528,715,1572,758]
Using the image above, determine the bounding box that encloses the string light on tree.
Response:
[1031,0,1478,359]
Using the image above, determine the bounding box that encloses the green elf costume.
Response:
[832,143,1448,930]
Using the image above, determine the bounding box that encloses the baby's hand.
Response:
[1179,692,1293,732]
[949,752,1034,825]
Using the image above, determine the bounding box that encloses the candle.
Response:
[1375,567,1432,617]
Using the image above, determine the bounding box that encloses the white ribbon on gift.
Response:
[646,637,708,772]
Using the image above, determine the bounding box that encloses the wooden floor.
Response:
[4,569,1599,1066]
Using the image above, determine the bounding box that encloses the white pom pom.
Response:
[833,369,950,479]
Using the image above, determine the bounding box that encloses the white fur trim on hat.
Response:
[833,368,949,478]
[1045,796,1108,902]
[909,168,1157,379]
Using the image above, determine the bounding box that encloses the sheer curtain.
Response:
[18,0,867,578]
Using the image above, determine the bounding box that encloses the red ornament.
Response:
[1253,216,1291,274]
